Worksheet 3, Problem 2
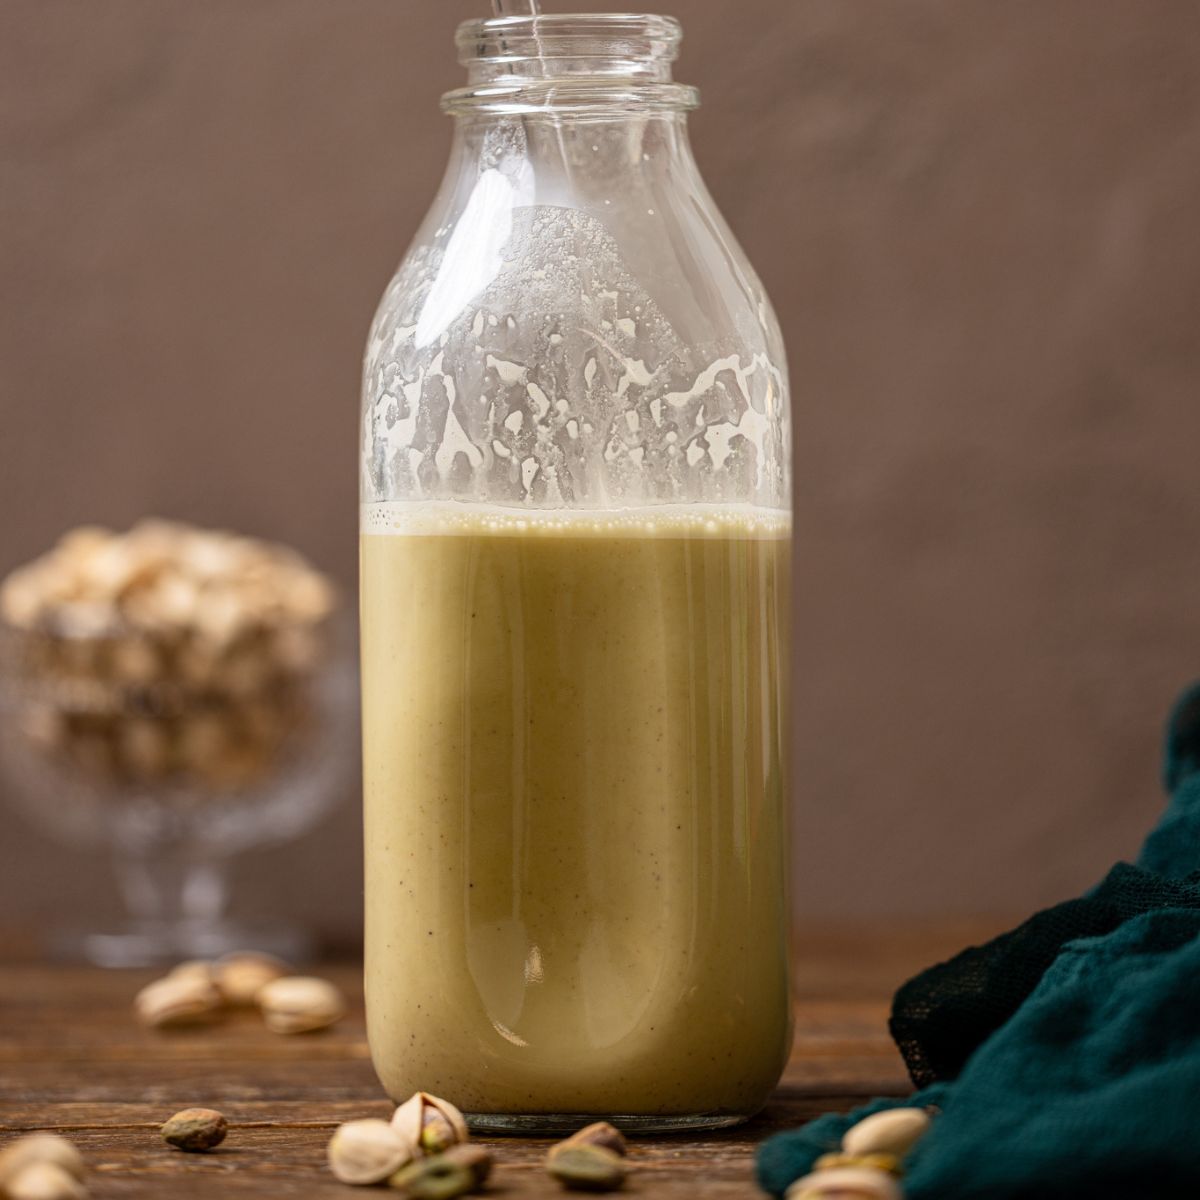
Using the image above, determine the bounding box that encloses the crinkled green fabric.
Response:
[757,683,1200,1198]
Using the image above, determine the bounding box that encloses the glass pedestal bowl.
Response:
[0,618,356,966]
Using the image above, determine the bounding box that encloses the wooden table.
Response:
[0,925,996,1197]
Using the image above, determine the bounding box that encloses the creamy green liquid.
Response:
[361,505,792,1117]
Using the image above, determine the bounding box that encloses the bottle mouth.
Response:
[445,13,698,115]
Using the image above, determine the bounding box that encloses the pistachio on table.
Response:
[840,1107,931,1159]
[4,1161,87,1200]
[213,951,290,1007]
[437,1144,492,1189]
[812,1151,902,1176]
[785,1165,902,1200]
[258,975,346,1034]
[160,1108,228,1153]
[551,1122,627,1159]
[0,1135,85,1186]
[0,1135,86,1192]
[165,960,216,986]
[391,1092,469,1155]
[134,973,224,1029]
[388,1155,475,1200]
[545,1144,627,1192]
[327,1119,413,1185]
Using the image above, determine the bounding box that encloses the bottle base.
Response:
[464,1110,753,1136]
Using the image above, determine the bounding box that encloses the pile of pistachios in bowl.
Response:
[0,520,336,791]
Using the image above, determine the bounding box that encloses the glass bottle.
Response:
[360,13,792,1132]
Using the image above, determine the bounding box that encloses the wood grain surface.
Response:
[0,926,993,1197]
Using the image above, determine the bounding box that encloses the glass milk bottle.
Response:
[360,13,792,1132]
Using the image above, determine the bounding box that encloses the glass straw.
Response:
[488,0,571,190]
[492,0,544,72]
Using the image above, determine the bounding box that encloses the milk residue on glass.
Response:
[362,205,788,514]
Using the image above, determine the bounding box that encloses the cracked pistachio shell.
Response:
[391,1093,468,1155]
[134,974,224,1029]
[0,1136,85,1186]
[545,1144,627,1192]
[213,951,290,1007]
[841,1108,931,1159]
[387,1155,474,1199]
[4,1162,87,1200]
[439,1144,492,1188]
[258,976,345,1034]
[327,1119,413,1185]
[556,1122,628,1158]
[786,1166,902,1200]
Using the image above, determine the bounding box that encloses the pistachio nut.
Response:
[213,951,290,1007]
[554,1122,627,1158]
[4,1162,87,1200]
[0,565,49,628]
[166,960,216,985]
[417,1115,456,1155]
[134,973,224,1029]
[160,1107,228,1152]
[841,1108,931,1159]
[0,1135,85,1187]
[813,1152,902,1176]
[388,1155,474,1200]
[391,1093,469,1156]
[785,1166,902,1200]
[327,1119,413,1185]
[545,1144,627,1192]
[258,975,345,1034]
[439,1143,492,1188]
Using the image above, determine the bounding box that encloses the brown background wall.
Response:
[3,0,1200,944]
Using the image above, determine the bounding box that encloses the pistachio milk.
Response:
[361,503,792,1121]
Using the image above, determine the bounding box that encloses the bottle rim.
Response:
[444,12,698,116]
[454,12,683,49]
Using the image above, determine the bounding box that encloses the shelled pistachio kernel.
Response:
[160,1108,228,1152]
[813,1152,902,1176]
[258,975,346,1034]
[391,1093,469,1155]
[4,1162,87,1200]
[786,1166,901,1200]
[388,1155,474,1199]
[213,951,290,1007]
[841,1108,931,1159]
[552,1122,627,1158]
[0,1135,86,1188]
[327,1119,413,1185]
[546,1144,627,1192]
[134,973,224,1029]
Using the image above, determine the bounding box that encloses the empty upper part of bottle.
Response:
[362,13,790,514]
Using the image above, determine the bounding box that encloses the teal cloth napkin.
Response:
[758,683,1200,1198]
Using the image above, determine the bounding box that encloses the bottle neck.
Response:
[444,13,698,117]
[442,105,698,209]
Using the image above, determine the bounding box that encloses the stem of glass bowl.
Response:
[114,842,229,934]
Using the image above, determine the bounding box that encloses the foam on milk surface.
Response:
[361,500,791,538]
